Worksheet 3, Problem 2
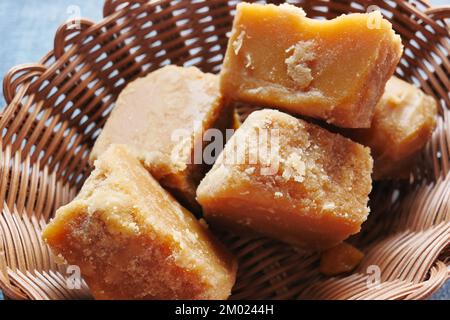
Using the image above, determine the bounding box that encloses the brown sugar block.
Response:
[197,110,373,250]
[90,65,234,212]
[220,3,403,128]
[320,243,364,276]
[43,145,237,300]
[346,77,437,179]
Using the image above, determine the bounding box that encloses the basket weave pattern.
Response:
[0,0,449,300]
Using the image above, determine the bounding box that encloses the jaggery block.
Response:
[43,145,237,300]
[320,243,364,276]
[347,77,437,179]
[220,3,403,128]
[90,65,234,212]
[197,110,373,250]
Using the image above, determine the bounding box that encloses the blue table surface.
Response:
[0,0,448,300]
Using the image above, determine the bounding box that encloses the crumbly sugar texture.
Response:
[197,110,373,250]
[90,65,234,212]
[345,76,437,179]
[43,145,237,300]
[220,3,403,128]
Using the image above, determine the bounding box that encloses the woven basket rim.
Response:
[2,0,450,103]
[0,0,449,300]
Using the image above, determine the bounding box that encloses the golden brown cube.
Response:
[220,3,403,128]
[90,65,234,212]
[320,243,364,276]
[347,77,437,179]
[43,145,237,300]
[197,110,373,250]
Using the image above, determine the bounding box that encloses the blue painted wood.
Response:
[0,0,103,106]
[0,0,448,300]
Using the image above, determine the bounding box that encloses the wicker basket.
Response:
[0,0,449,300]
